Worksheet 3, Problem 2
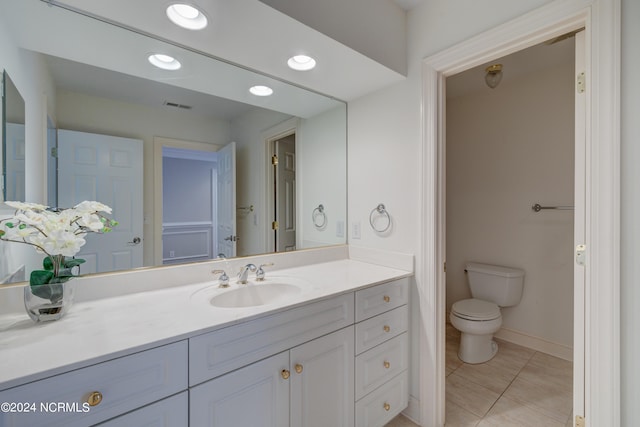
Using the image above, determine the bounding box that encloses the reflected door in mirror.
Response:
[58,129,143,273]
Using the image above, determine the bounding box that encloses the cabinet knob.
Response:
[383,295,391,303]
[86,391,103,407]
[295,364,304,374]
[281,369,290,380]
[384,402,391,411]
[383,325,391,333]
[384,361,391,369]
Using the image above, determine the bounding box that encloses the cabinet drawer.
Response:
[355,305,408,355]
[355,278,408,322]
[97,392,187,427]
[0,341,188,427]
[190,293,354,385]
[355,333,408,400]
[355,370,409,427]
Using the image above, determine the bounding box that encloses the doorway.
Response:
[269,133,297,252]
[443,35,577,425]
[418,2,621,426]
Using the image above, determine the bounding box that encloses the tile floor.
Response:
[445,323,573,427]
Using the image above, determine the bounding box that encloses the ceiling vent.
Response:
[163,101,192,110]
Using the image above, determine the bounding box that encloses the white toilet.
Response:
[450,262,525,364]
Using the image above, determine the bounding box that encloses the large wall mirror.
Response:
[1,71,26,203]
[0,0,346,284]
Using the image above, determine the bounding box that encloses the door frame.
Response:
[419,1,620,426]
[261,118,299,253]
[152,136,221,265]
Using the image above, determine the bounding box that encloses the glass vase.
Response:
[23,282,75,322]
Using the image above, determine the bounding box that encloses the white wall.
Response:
[56,89,231,266]
[347,0,555,421]
[620,0,640,424]
[298,106,347,248]
[446,60,575,350]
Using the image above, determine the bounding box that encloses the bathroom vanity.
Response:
[0,252,412,427]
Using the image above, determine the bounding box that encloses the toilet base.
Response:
[458,332,498,364]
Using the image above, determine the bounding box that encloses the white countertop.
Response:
[0,258,412,391]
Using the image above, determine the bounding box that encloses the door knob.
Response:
[127,237,141,245]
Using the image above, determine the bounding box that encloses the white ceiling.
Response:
[50,0,406,102]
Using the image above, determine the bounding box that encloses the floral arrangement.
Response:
[0,201,117,303]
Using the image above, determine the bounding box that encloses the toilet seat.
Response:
[451,298,500,321]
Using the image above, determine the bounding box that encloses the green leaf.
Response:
[64,258,85,268]
[43,256,54,271]
[30,270,54,286]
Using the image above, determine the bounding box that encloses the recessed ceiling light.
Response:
[148,54,182,70]
[287,55,316,71]
[249,85,273,96]
[166,4,208,30]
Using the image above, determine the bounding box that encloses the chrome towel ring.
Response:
[312,204,327,228]
[369,203,391,233]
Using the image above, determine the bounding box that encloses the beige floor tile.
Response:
[477,396,565,427]
[502,375,572,423]
[486,339,535,375]
[384,414,420,427]
[446,335,464,375]
[447,372,501,418]
[452,361,518,394]
[445,399,481,427]
[517,352,572,393]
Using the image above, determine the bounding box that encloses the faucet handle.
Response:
[212,269,230,288]
[256,263,274,281]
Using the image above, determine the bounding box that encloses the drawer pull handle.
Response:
[383,325,391,333]
[384,361,391,369]
[383,295,391,303]
[384,402,391,411]
[295,364,304,374]
[86,391,103,407]
[281,369,290,380]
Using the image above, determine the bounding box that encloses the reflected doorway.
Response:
[269,132,296,252]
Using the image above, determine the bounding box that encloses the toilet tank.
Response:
[466,262,525,307]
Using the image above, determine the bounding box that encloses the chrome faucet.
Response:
[237,263,257,284]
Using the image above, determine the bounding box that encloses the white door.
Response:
[573,30,587,424]
[57,129,143,274]
[5,122,25,201]
[275,135,296,252]
[189,351,290,426]
[290,326,354,427]
[216,141,236,258]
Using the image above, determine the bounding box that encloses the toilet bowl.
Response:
[450,263,525,364]
[450,298,502,364]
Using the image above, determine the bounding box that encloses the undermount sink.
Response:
[209,282,303,308]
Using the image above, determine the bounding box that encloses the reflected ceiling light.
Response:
[287,55,317,71]
[166,4,208,30]
[249,85,273,96]
[148,54,182,70]
[484,64,503,89]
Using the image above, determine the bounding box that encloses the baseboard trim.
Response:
[402,395,421,425]
[494,327,573,361]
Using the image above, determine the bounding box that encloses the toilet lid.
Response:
[452,298,501,321]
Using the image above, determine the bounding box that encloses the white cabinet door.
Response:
[290,326,355,427]
[190,351,290,427]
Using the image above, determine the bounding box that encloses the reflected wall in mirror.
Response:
[2,71,26,203]
[0,0,346,283]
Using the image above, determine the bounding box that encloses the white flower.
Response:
[74,201,112,214]
[5,201,48,211]
[77,213,105,231]
[30,229,86,257]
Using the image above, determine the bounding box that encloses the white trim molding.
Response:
[419,1,620,426]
